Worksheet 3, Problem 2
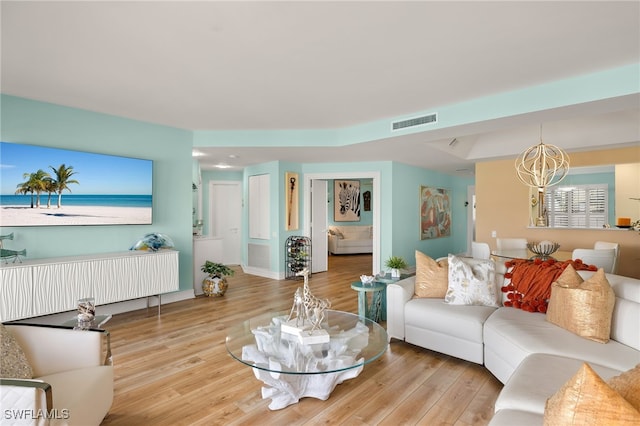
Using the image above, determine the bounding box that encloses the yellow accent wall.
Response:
[476,146,640,278]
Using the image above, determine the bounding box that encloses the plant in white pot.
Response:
[201,261,234,297]
[385,255,408,279]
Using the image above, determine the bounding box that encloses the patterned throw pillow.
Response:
[444,254,498,307]
[0,324,33,379]
[413,250,449,298]
[544,363,640,425]
[546,268,615,343]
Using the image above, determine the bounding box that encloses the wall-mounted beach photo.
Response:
[0,142,153,227]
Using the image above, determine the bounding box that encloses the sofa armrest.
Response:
[386,277,416,341]
[4,324,111,377]
[0,378,52,418]
[328,234,339,253]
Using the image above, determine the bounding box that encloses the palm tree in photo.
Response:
[49,164,79,208]
[15,181,35,208]
[44,178,57,208]
[18,170,51,208]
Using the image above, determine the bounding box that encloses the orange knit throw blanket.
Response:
[501,258,596,313]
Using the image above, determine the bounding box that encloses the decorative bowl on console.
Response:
[130,232,175,252]
[360,275,375,285]
[527,241,560,259]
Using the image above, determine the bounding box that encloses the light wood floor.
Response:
[101,254,502,425]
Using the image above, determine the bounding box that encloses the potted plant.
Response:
[201,261,235,297]
[385,255,408,279]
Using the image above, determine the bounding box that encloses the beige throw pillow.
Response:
[546,268,615,343]
[554,263,583,288]
[328,228,343,238]
[546,264,583,325]
[0,324,33,379]
[544,363,640,425]
[414,250,448,298]
[608,364,640,411]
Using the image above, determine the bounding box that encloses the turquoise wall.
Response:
[0,94,474,286]
[3,59,634,286]
[0,95,194,292]
[390,163,473,267]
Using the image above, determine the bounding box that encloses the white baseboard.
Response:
[242,265,283,280]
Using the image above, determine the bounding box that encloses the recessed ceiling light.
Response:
[215,164,232,169]
[192,151,205,157]
[228,154,238,159]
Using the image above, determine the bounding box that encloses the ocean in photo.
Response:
[0,194,152,208]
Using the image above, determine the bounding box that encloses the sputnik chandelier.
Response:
[515,125,570,227]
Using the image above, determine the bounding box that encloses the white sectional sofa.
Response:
[327,225,372,255]
[386,260,640,424]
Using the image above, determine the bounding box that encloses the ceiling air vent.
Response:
[391,112,437,131]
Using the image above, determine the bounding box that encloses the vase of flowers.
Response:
[201,261,234,297]
[385,255,408,279]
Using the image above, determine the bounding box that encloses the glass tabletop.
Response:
[5,314,112,330]
[491,249,531,259]
[225,309,388,375]
[350,281,386,292]
[492,249,572,261]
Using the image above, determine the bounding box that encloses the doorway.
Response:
[304,172,381,275]
[209,180,242,265]
[310,179,328,273]
[467,185,476,254]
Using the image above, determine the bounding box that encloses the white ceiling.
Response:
[2,1,639,173]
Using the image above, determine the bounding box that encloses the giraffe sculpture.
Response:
[286,268,331,330]
[287,287,307,327]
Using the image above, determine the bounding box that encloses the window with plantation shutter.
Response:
[546,184,607,228]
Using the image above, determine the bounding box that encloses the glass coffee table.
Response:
[226,309,388,410]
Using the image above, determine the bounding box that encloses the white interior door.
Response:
[209,181,242,265]
[311,179,328,273]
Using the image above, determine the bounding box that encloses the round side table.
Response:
[351,281,386,322]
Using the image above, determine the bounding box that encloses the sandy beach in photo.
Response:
[0,205,152,226]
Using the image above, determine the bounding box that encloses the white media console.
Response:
[0,250,179,322]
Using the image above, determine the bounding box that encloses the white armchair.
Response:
[572,248,617,273]
[593,241,620,274]
[0,324,113,425]
[471,241,491,260]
